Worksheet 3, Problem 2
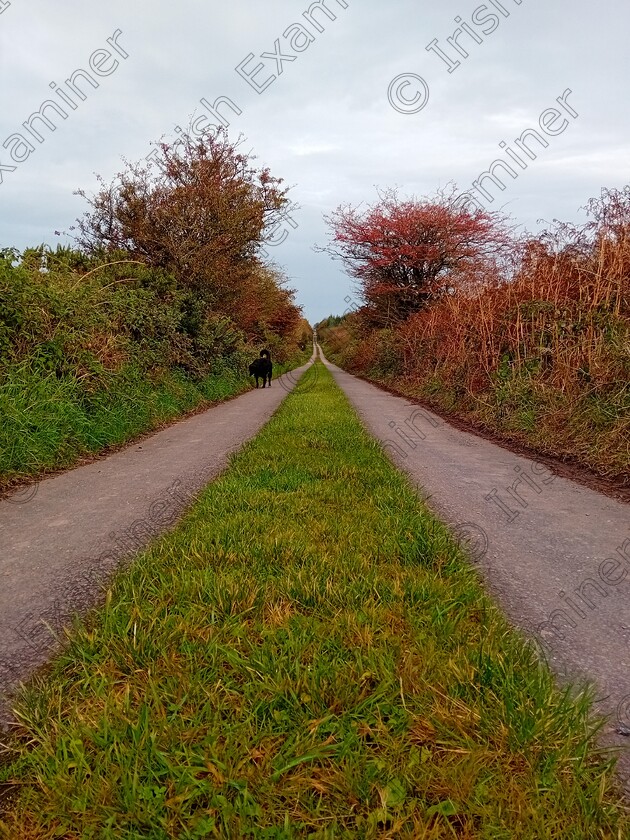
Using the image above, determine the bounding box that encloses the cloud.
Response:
[1,0,628,322]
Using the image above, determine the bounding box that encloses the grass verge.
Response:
[317,335,629,485]
[1,362,628,838]
[0,352,310,493]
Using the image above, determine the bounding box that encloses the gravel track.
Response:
[320,348,630,792]
[0,358,314,724]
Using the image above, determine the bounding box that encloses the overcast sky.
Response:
[1,0,628,323]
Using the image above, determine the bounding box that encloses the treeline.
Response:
[317,314,345,330]
[317,185,629,481]
[0,131,310,488]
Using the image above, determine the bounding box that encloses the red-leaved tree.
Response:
[320,185,514,325]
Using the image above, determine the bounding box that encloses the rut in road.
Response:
[318,346,630,794]
[0,355,316,723]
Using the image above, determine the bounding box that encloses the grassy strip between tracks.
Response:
[1,362,628,838]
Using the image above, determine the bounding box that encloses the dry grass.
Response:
[322,197,630,479]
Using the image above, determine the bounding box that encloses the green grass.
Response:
[1,363,628,838]
[0,353,309,491]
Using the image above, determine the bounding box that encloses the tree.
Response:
[74,128,304,345]
[230,262,302,346]
[320,185,513,325]
[75,129,292,305]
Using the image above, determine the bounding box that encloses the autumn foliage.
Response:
[320,186,513,325]
[1,133,309,485]
[319,186,630,481]
[76,129,302,345]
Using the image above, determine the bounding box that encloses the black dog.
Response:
[248,349,272,388]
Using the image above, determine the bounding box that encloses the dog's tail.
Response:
[260,349,271,360]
